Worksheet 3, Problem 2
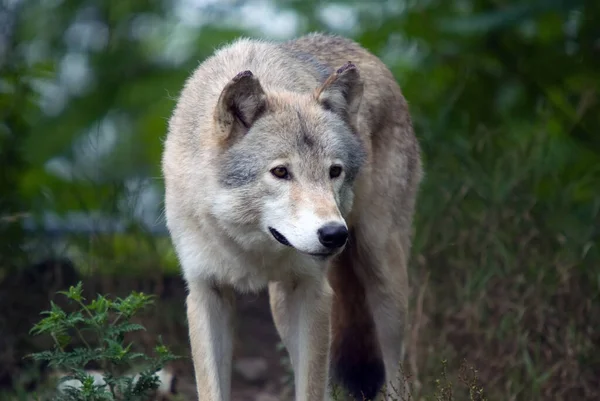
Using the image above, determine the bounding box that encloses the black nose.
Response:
[317,223,348,249]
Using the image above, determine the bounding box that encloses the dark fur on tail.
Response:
[328,232,385,401]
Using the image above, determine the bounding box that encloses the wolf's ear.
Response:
[214,70,267,143]
[315,62,363,122]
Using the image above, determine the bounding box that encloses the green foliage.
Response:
[0,0,37,269]
[28,282,178,401]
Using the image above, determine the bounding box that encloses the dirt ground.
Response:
[157,290,290,401]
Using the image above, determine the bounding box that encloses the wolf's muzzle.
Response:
[268,227,292,247]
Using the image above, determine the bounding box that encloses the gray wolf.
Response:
[162,32,422,401]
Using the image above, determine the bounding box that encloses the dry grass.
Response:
[402,125,600,400]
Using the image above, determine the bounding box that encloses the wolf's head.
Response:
[210,63,367,259]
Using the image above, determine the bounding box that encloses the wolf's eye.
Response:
[329,165,343,179]
[271,166,290,179]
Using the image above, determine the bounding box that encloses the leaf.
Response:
[58,281,85,303]
[108,322,146,338]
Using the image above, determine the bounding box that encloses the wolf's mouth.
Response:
[308,252,333,260]
[268,227,292,247]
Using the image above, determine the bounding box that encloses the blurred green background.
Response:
[1,0,599,400]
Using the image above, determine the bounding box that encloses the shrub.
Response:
[28,282,178,401]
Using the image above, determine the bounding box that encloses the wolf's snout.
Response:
[317,223,348,249]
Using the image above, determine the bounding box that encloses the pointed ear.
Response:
[214,70,267,143]
[315,62,363,121]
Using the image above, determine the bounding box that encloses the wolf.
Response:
[162,33,422,401]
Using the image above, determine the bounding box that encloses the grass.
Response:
[404,118,600,400]
[276,349,488,401]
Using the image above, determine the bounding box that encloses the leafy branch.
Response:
[28,282,179,401]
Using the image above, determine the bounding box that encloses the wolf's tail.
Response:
[328,237,385,401]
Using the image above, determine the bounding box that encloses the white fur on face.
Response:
[263,181,347,256]
[288,206,346,254]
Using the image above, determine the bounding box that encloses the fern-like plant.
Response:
[28,282,178,401]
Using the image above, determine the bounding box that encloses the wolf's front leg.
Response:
[269,276,333,401]
[186,280,236,401]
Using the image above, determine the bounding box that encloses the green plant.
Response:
[28,282,178,400]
